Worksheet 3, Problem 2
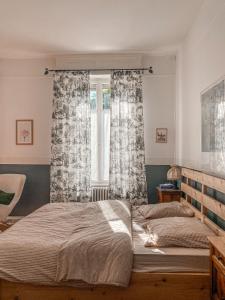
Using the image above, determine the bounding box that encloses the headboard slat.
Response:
[180,197,202,219]
[181,183,202,203]
[202,194,225,220]
[204,218,225,237]
[208,177,225,194]
[181,197,225,236]
[181,167,225,237]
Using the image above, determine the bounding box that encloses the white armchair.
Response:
[0,174,26,222]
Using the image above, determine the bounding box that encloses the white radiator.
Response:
[91,186,109,202]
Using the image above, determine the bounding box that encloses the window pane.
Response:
[102,88,110,181]
[90,88,98,181]
[90,82,110,183]
[103,88,110,109]
[90,89,97,110]
[103,109,110,181]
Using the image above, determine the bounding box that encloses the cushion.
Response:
[0,190,15,205]
[138,201,194,219]
[144,217,215,248]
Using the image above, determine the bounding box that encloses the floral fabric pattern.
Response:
[109,70,147,203]
[51,71,91,202]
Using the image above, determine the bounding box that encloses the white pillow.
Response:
[138,201,194,219]
[144,217,215,248]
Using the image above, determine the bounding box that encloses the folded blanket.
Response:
[0,200,133,287]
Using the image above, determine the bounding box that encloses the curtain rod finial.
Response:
[44,68,49,75]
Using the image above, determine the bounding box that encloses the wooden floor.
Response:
[0,272,210,300]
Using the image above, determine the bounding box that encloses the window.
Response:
[90,75,110,184]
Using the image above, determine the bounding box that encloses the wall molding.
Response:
[145,157,174,165]
[0,76,51,79]
[0,157,173,166]
[0,157,50,165]
[55,53,143,69]
[0,159,171,167]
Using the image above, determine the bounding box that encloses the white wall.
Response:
[143,55,176,164]
[0,59,54,164]
[0,54,176,165]
[176,0,225,171]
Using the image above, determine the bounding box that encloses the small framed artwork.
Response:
[156,128,168,143]
[16,119,33,145]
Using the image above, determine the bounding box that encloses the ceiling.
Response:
[0,0,204,58]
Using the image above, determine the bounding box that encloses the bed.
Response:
[0,167,225,300]
[132,209,210,274]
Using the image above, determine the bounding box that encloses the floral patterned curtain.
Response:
[109,70,147,203]
[51,71,91,202]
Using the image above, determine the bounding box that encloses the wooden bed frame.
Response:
[0,167,225,300]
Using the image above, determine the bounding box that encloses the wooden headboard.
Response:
[181,167,225,237]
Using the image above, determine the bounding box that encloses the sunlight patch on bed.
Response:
[133,222,143,232]
[137,232,148,243]
[115,200,130,215]
[108,219,130,235]
[98,201,118,219]
[151,248,165,254]
[148,233,159,245]
[98,201,130,235]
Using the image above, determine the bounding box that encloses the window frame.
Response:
[90,78,110,186]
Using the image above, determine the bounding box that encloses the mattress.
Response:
[132,207,210,273]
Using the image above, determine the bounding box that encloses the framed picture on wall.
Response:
[156,128,168,143]
[16,119,33,145]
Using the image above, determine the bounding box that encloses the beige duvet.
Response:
[0,200,132,287]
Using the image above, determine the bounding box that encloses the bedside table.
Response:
[208,236,225,300]
[156,187,181,203]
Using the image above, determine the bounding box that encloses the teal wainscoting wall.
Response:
[0,164,50,216]
[145,165,170,203]
[0,164,169,215]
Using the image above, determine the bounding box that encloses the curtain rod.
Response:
[44,66,153,75]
